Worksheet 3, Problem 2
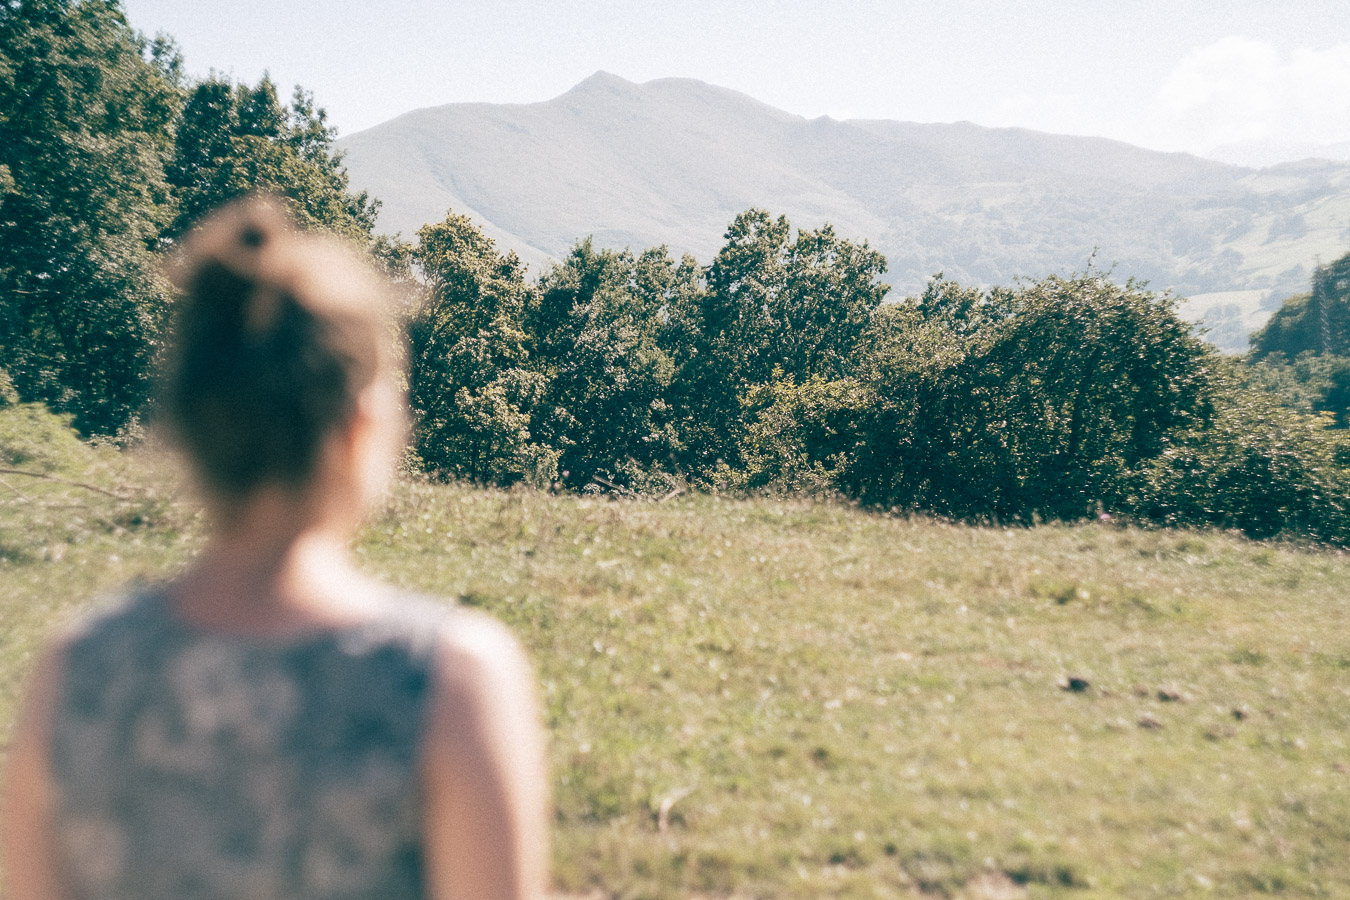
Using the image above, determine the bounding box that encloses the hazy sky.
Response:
[120,0,1350,157]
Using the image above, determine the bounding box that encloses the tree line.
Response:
[0,0,377,435]
[5,1,1350,543]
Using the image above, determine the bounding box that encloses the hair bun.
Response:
[172,196,288,286]
[161,194,396,499]
[171,195,294,334]
[239,224,268,249]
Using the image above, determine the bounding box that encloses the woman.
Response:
[2,198,548,899]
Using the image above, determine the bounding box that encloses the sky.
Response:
[120,0,1350,163]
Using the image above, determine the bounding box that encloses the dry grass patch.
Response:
[2,439,1349,897]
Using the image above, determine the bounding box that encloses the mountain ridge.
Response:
[339,72,1350,316]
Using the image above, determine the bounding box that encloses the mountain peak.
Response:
[339,73,1349,319]
[563,71,638,97]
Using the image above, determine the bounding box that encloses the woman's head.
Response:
[163,197,401,510]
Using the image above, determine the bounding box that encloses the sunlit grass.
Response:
[2,424,1348,897]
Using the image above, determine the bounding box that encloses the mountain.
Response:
[1206,139,1350,169]
[339,72,1350,311]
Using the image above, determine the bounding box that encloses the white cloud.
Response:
[1156,37,1350,152]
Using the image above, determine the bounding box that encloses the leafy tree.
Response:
[529,240,683,490]
[407,211,555,485]
[165,75,378,241]
[737,373,871,495]
[739,273,1214,523]
[1242,351,1350,427]
[685,209,887,470]
[1314,358,1350,428]
[701,210,887,386]
[844,282,992,512]
[975,274,1213,519]
[0,0,178,434]
[1250,251,1350,359]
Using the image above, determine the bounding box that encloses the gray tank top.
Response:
[48,585,443,900]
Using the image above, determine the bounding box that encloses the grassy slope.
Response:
[1176,291,1271,354]
[2,438,1349,897]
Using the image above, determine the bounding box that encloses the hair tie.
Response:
[239,225,267,249]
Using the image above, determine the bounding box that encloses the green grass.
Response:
[3,408,1350,897]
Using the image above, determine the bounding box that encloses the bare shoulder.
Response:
[426,606,537,713]
[417,604,549,900]
[435,606,531,665]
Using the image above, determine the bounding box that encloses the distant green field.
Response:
[2,427,1349,898]
[1177,290,1273,354]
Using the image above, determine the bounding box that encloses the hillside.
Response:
[2,407,1348,897]
[1207,139,1350,169]
[340,72,1350,311]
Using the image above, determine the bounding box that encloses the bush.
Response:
[737,374,871,496]
[971,273,1212,520]
[743,274,1217,525]
[1127,364,1350,543]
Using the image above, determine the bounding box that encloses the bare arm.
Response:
[420,611,549,900]
[2,643,68,900]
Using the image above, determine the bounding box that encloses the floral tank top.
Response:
[47,585,443,900]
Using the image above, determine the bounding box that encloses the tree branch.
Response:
[0,468,133,501]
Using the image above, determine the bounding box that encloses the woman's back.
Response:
[3,198,548,900]
[50,586,445,900]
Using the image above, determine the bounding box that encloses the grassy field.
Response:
[2,407,1349,898]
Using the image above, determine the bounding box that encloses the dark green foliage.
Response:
[684,210,887,469]
[0,2,377,436]
[702,210,887,385]
[0,0,176,434]
[1317,359,1350,427]
[742,273,1216,523]
[165,75,378,241]
[738,375,871,495]
[405,209,890,494]
[1123,253,1350,542]
[1130,361,1350,543]
[406,211,556,485]
[1250,252,1350,358]
[530,241,686,490]
[971,274,1212,519]
[1242,352,1350,427]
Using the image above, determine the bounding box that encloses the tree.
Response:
[740,273,1215,523]
[975,274,1213,519]
[737,373,871,495]
[701,210,887,387]
[407,211,555,485]
[1134,359,1350,543]
[1250,251,1350,359]
[0,0,178,434]
[165,75,378,241]
[529,240,683,489]
[683,209,887,471]
[842,281,992,512]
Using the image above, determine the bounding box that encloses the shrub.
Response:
[745,273,1216,525]
[1127,363,1350,543]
